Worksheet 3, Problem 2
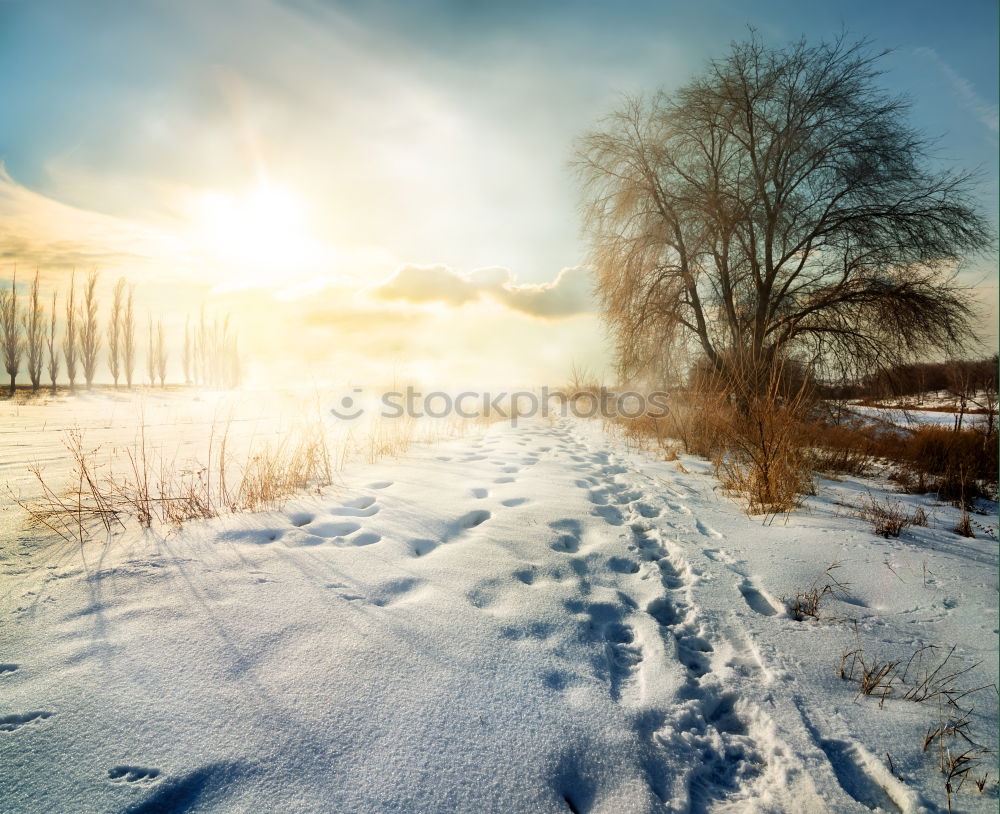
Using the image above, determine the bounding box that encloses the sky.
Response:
[0,0,996,386]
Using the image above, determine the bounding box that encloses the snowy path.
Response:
[1,419,995,812]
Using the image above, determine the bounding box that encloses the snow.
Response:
[1,397,997,813]
[849,404,991,430]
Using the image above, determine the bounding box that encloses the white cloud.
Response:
[370,263,594,318]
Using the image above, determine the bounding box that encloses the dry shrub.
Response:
[888,426,997,507]
[613,413,678,459]
[615,357,816,517]
[711,363,815,518]
[953,512,974,538]
[802,421,877,476]
[16,429,125,543]
[665,389,730,460]
[854,495,920,538]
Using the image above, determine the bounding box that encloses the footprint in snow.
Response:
[457,510,490,529]
[370,577,425,607]
[470,487,489,499]
[816,739,904,813]
[501,497,529,507]
[108,766,161,784]
[308,520,362,538]
[330,497,379,517]
[513,567,536,585]
[633,502,660,518]
[367,481,393,489]
[739,580,779,617]
[0,664,18,675]
[607,556,640,575]
[551,535,580,553]
[592,504,624,526]
[0,711,53,732]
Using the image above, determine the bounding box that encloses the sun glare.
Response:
[193,181,322,288]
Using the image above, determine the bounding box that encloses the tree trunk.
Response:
[8,375,14,396]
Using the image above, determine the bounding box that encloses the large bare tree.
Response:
[577,35,993,387]
[0,270,23,395]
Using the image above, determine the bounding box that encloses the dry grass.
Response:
[839,632,997,809]
[953,512,975,538]
[924,707,993,813]
[16,412,339,538]
[14,388,494,542]
[786,562,850,621]
[840,634,995,712]
[839,628,901,707]
[853,495,929,538]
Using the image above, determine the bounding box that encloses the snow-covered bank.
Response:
[1,418,997,812]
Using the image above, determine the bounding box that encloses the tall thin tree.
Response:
[46,291,59,395]
[108,277,125,388]
[79,271,101,389]
[0,270,23,396]
[23,271,44,392]
[146,315,155,387]
[122,285,136,388]
[63,271,78,391]
[156,319,167,387]
[182,315,192,385]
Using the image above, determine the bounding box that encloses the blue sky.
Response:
[0,0,995,382]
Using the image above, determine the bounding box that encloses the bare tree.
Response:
[79,271,101,389]
[108,277,125,388]
[46,291,59,394]
[0,270,23,395]
[577,35,993,388]
[156,319,167,387]
[183,315,192,385]
[198,306,208,386]
[63,271,78,391]
[23,271,43,391]
[146,315,155,386]
[123,285,136,388]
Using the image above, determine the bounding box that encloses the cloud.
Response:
[915,47,999,135]
[371,264,480,306]
[0,163,189,280]
[370,263,594,318]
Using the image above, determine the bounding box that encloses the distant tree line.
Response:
[822,356,997,402]
[0,269,243,395]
